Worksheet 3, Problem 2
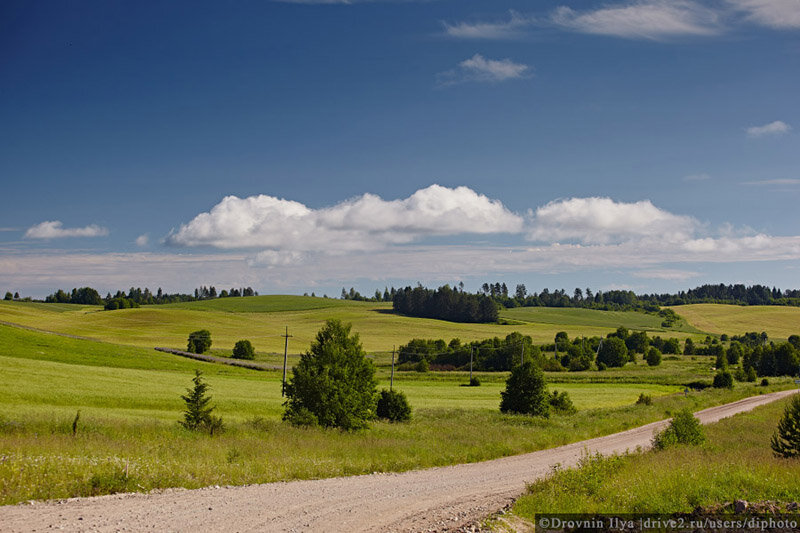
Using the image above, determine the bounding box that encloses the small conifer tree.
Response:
[180,370,223,434]
[771,395,800,458]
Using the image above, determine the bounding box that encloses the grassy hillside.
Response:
[507,396,800,522]
[667,304,800,340]
[500,307,699,333]
[0,298,697,354]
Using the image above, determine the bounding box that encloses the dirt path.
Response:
[1,389,796,532]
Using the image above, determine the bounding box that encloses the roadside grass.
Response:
[1,381,791,506]
[666,304,800,340]
[500,307,699,334]
[509,395,800,521]
[0,299,697,354]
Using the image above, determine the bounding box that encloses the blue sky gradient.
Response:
[2,0,799,297]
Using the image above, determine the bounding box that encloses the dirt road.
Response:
[2,389,795,532]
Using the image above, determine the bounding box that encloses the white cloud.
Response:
[632,268,700,280]
[135,234,149,247]
[443,11,530,39]
[24,221,109,239]
[746,120,792,137]
[727,0,800,28]
[437,54,531,86]
[166,185,524,253]
[742,178,800,185]
[528,197,698,244]
[683,173,712,182]
[551,1,721,39]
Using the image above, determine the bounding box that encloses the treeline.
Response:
[44,285,258,310]
[642,284,800,306]
[392,285,498,323]
[397,327,800,378]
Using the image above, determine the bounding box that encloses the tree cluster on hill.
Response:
[397,332,540,371]
[643,283,800,306]
[43,285,259,310]
[45,287,104,305]
[392,285,498,323]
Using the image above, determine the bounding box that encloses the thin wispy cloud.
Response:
[437,54,531,86]
[683,173,712,182]
[24,221,109,239]
[727,0,800,29]
[632,268,701,281]
[442,10,531,39]
[746,120,792,137]
[550,1,722,40]
[742,178,800,185]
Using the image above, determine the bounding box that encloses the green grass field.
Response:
[506,396,800,524]
[667,304,800,340]
[500,306,699,333]
[0,297,698,355]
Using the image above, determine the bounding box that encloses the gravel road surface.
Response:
[2,389,795,532]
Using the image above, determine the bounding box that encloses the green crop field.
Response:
[667,303,800,340]
[500,306,699,333]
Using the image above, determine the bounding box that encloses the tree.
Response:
[597,337,628,368]
[376,389,412,422]
[180,370,223,434]
[771,395,800,458]
[232,339,255,360]
[653,408,705,450]
[646,347,662,367]
[187,330,212,354]
[3,292,12,301]
[283,320,377,430]
[713,370,734,389]
[500,361,549,417]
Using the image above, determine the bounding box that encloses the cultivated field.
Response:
[667,303,800,340]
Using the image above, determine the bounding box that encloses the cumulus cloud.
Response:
[24,221,109,239]
[443,11,531,39]
[437,54,531,86]
[135,234,149,247]
[528,197,698,244]
[746,120,792,137]
[551,1,721,39]
[166,185,524,253]
[727,0,800,28]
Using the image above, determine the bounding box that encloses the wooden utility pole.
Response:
[281,326,293,397]
[520,342,524,366]
[390,346,395,391]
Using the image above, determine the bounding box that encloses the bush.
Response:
[548,390,576,415]
[597,337,628,368]
[645,347,662,367]
[746,367,757,382]
[283,320,377,430]
[636,393,653,406]
[771,395,800,458]
[500,361,549,417]
[180,370,223,435]
[653,408,705,450]
[761,378,770,387]
[713,370,734,389]
[415,359,429,373]
[469,376,481,387]
[283,406,318,427]
[232,339,255,360]
[187,330,212,354]
[376,389,412,422]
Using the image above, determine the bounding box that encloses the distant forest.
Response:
[11,282,797,319]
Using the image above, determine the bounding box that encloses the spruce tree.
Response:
[180,370,222,434]
[771,395,800,458]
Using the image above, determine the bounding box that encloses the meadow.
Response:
[1,298,798,505]
[505,396,800,526]
[667,304,800,340]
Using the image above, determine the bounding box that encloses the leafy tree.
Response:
[283,319,377,430]
[771,395,800,458]
[3,292,12,301]
[548,390,576,414]
[646,347,662,367]
[653,408,705,450]
[232,339,255,360]
[626,331,649,354]
[376,389,412,422]
[180,370,223,434]
[713,370,734,389]
[500,361,549,417]
[187,330,212,354]
[597,337,628,368]
[684,338,696,355]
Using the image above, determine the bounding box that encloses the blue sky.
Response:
[1,0,799,298]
